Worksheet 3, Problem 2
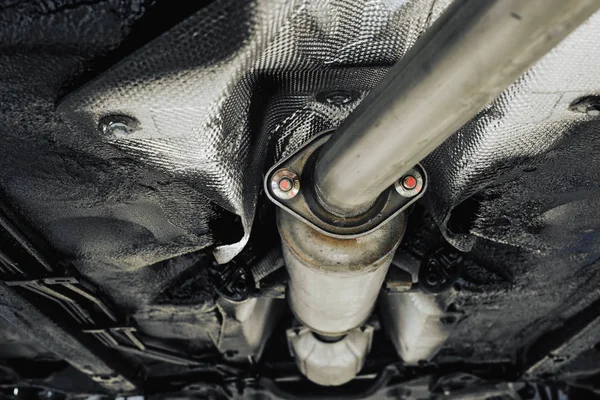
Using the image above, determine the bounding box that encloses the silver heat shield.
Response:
[57,0,600,263]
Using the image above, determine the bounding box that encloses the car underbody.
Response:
[1,0,600,399]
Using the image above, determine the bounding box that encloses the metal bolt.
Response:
[316,90,360,106]
[395,169,423,198]
[98,115,139,138]
[270,169,300,200]
[278,177,294,192]
[419,247,464,294]
[402,175,418,190]
[426,269,441,285]
[103,121,129,137]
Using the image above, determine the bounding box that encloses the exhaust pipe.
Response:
[313,0,600,217]
[273,0,600,386]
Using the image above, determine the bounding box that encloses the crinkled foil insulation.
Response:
[59,0,600,262]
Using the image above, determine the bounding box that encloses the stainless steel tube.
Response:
[277,210,406,336]
[314,0,600,216]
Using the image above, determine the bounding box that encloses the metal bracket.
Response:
[5,278,117,325]
[84,327,207,366]
[5,275,209,367]
[0,251,24,276]
[265,131,427,238]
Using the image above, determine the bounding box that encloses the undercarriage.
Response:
[1,0,600,398]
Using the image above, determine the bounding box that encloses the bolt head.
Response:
[395,169,424,198]
[426,272,439,286]
[104,121,130,137]
[316,90,360,106]
[270,169,300,200]
[98,115,139,138]
[402,175,418,190]
[278,177,294,192]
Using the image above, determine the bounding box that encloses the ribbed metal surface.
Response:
[58,0,600,261]
[58,0,447,263]
[424,10,600,251]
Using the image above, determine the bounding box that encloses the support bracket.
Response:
[265,131,427,238]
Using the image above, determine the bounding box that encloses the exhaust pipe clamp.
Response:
[265,130,427,239]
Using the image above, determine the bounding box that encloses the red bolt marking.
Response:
[279,177,293,191]
[403,175,417,190]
